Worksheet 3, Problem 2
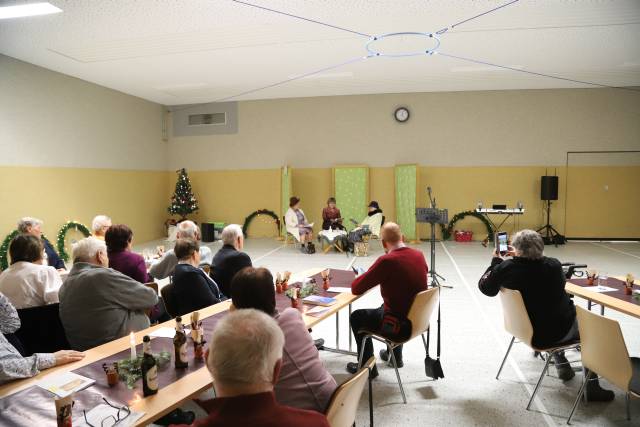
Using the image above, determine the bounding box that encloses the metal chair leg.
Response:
[358,335,369,368]
[527,349,554,410]
[567,370,588,424]
[496,337,516,380]
[421,333,428,352]
[388,342,407,404]
[368,367,374,427]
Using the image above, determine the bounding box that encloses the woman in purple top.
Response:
[105,224,151,284]
[230,267,337,413]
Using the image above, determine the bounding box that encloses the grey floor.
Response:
[135,237,640,427]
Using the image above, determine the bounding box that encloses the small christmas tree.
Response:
[168,168,199,220]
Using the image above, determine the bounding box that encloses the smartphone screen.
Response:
[496,232,508,254]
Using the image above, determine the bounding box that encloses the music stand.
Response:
[416,188,451,288]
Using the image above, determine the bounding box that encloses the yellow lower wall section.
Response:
[0,166,169,245]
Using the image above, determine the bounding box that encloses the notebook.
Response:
[302,295,337,306]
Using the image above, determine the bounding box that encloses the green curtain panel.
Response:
[334,167,369,231]
[395,164,417,240]
[281,166,292,237]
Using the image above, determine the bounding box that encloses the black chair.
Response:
[161,282,177,318]
[15,303,70,355]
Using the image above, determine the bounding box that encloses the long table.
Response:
[0,268,360,426]
[565,277,640,319]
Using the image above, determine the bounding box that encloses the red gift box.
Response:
[454,230,473,242]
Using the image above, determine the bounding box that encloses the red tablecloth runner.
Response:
[568,277,639,307]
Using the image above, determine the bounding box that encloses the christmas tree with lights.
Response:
[168,168,199,220]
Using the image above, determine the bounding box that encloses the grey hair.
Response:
[176,220,199,239]
[17,217,43,233]
[72,237,107,264]
[207,309,284,387]
[512,229,544,260]
[91,215,112,232]
[221,224,243,246]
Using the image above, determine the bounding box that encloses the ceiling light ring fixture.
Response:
[365,32,441,58]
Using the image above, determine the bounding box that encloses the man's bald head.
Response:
[380,222,402,245]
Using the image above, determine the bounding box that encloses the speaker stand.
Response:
[536,200,565,246]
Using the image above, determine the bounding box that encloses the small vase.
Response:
[290,298,299,309]
[322,279,330,291]
[282,281,289,292]
[625,286,633,295]
[276,283,283,294]
[586,276,595,286]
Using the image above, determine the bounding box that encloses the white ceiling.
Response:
[1,0,639,105]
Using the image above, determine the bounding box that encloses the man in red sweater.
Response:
[173,309,329,427]
[347,222,428,376]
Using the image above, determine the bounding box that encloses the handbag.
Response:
[424,289,444,379]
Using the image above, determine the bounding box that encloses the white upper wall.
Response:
[168,88,640,170]
[0,55,166,170]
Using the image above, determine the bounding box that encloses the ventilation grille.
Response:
[188,113,226,126]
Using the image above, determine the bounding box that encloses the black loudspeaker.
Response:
[541,176,558,201]
[201,223,215,242]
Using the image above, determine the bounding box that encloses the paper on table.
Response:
[585,285,618,293]
[75,403,145,427]
[326,287,352,293]
[38,372,95,398]
[149,327,191,339]
[306,305,332,317]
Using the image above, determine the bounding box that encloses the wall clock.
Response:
[394,107,410,123]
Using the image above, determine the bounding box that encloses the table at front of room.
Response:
[565,277,640,319]
[0,268,360,426]
[475,208,525,235]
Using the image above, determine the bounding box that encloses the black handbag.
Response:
[424,291,444,379]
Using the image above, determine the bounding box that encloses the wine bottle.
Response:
[141,335,158,396]
[173,316,188,368]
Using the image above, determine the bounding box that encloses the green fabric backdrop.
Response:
[395,164,417,240]
[281,166,292,237]
[334,167,368,231]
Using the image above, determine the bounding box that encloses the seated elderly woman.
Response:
[105,224,151,284]
[170,239,224,317]
[478,229,613,401]
[285,197,315,254]
[17,217,65,270]
[0,235,63,309]
[91,215,112,240]
[0,292,84,384]
[321,197,344,231]
[230,267,337,413]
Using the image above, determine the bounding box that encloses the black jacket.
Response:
[44,239,65,270]
[210,245,252,298]
[171,263,224,317]
[478,256,575,349]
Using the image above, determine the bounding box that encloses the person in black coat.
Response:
[171,239,224,317]
[478,229,613,401]
[210,224,252,298]
[17,217,65,270]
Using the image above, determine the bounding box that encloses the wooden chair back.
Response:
[498,288,533,347]
[407,287,439,340]
[325,356,375,427]
[160,282,176,318]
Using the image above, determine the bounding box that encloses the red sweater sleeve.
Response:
[351,256,389,295]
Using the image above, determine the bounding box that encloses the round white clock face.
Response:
[395,107,410,122]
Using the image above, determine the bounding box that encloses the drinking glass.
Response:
[598,271,608,287]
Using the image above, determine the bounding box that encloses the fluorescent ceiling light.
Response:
[0,2,62,20]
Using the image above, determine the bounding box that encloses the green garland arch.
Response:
[242,209,281,238]
[440,210,494,241]
[0,231,55,270]
[56,221,91,262]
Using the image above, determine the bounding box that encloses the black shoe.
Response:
[586,378,615,402]
[154,409,196,426]
[553,354,575,381]
[314,338,325,350]
[346,362,378,379]
[379,349,404,368]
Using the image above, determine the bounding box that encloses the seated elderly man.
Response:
[347,222,428,376]
[171,239,224,316]
[59,237,158,351]
[174,309,329,427]
[149,220,212,279]
[91,215,112,240]
[210,224,252,298]
[0,292,84,384]
[231,267,336,412]
[0,235,62,309]
[17,217,65,270]
[478,229,613,401]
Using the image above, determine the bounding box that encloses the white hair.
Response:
[72,237,107,264]
[221,224,243,246]
[207,309,284,387]
[512,229,545,260]
[91,215,112,233]
[176,220,199,240]
[17,217,42,233]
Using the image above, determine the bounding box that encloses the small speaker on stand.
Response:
[536,175,565,245]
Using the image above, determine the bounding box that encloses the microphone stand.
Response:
[427,187,451,288]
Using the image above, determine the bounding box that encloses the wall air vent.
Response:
[188,112,226,126]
